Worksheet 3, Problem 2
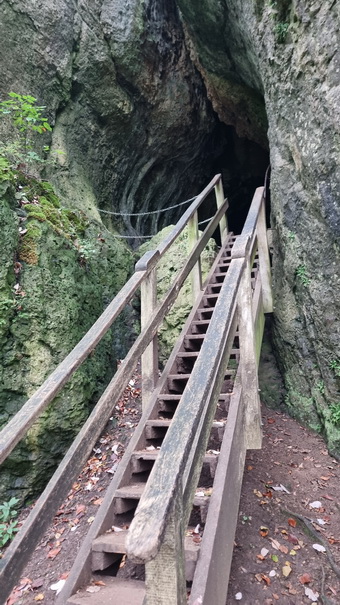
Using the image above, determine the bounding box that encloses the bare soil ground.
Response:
[5,375,340,605]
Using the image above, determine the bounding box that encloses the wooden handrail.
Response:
[0,177,229,601]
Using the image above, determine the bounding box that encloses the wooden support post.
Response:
[141,267,158,411]
[237,256,262,449]
[214,178,228,242]
[256,196,273,313]
[188,212,202,304]
[144,489,186,605]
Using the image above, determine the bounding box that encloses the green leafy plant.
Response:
[274,22,289,42]
[316,380,325,394]
[0,92,53,178]
[330,359,340,377]
[296,265,310,287]
[329,404,340,426]
[0,497,20,547]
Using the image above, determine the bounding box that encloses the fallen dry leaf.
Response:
[47,547,61,560]
[34,595,44,602]
[282,564,292,577]
[299,573,312,584]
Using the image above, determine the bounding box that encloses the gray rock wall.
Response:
[177,0,340,453]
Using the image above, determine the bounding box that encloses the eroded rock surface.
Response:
[178,0,340,452]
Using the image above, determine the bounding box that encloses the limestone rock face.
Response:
[177,0,340,453]
[0,181,133,500]
[0,0,222,232]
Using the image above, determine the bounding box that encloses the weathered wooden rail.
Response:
[0,174,232,602]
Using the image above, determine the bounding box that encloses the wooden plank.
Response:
[237,257,262,450]
[256,196,273,313]
[188,382,246,605]
[145,488,187,605]
[214,178,228,242]
[188,212,202,304]
[126,259,243,565]
[189,265,266,605]
[141,266,158,410]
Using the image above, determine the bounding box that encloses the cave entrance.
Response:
[189,123,270,244]
[127,122,270,244]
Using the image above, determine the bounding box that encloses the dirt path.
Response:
[227,406,340,605]
[5,386,340,605]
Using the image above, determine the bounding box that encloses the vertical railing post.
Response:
[256,194,273,313]
[187,211,202,304]
[214,177,228,242]
[232,236,262,450]
[144,488,186,605]
[140,268,158,411]
[135,250,160,411]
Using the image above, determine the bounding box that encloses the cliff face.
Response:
[0,0,339,502]
[0,179,133,500]
[177,0,340,452]
[0,0,225,234]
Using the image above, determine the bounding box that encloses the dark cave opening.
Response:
[196,124,270,238]
[125,122,270,245]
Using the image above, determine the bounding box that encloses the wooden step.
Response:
[131,450,219,477]
[67,577,145,604]
[114,482,210,517]
[91,529,201,581]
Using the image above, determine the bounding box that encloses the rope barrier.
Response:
[108,215,215,239]
[98,195,197,217]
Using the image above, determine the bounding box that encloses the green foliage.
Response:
[296,264,310,287]
[0,92,54,179]
[329,404,340,426]
[329,359,340,377]
[0,496,19,548]
[274,22,289,42]
[316,380,325,394]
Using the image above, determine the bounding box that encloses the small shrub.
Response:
[330,404,340,426]
[274,22,289,42]
[0,496,20,548]
[296,265,310,287]
[330,359,340,377]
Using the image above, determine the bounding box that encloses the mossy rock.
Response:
[0,179,134,502]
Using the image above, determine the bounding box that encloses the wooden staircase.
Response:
[58,233,257,603]
[0,175,273,605]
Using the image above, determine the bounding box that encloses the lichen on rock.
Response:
[0,179,133,501]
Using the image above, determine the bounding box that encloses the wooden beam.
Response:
[141,266,158,410]
[237,256,262,450]
[145,487,186,605]
[157,174,221,257]
[187,211,202,304]
[214,178,228,242]
[256,196,273,313]
[188,382,246,605]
